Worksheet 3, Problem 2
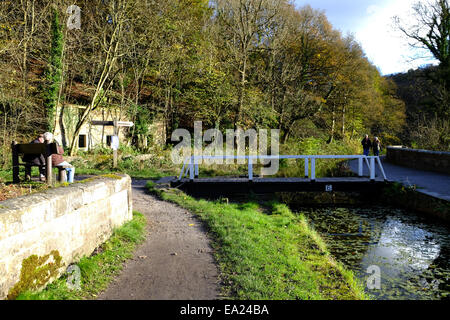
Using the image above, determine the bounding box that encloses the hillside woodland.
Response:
[0,0,448,170]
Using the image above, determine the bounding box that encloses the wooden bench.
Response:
[11,141,67,185]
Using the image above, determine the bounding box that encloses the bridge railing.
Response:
[178,155,387,182]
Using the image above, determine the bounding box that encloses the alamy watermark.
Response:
[67,5,81,30]
[366,265,381,290]
[171,121,280,176]
[66,264,81,290]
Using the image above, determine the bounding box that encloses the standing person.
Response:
[372,136,382,156]
[43,132,76,183]
[361,134,372,156]
[23,134,46,181]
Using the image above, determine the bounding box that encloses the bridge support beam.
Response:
[172,178,386,196]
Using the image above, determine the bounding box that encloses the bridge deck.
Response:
[349,156,450,201]
[171,176,386,196]
[175,177,385,183]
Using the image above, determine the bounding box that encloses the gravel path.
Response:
[97,179,220,300]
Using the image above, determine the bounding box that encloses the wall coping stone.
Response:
[387,146,450,156]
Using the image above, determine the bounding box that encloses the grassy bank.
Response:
[148,183,368,300]
[16,211,147,300]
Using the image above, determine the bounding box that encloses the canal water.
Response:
[289,204,450,300]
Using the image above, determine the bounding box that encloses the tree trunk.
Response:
[328,105,336,144]
[237,57,247,126]
[342,104,346,137]
[21,0,29,97]
[68,26,121,155]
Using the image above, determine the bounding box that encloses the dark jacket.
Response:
[372,139,382,152]
[22,139,45,166]
[361,138,372,150]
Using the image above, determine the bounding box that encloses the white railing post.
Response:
[248,156,253,181]
[358,157,363,177]
[304,158,309,178]
[370,157,375,181]
[364,156,371,172]
[376,156,387,181]
[195,162,199,179]
[189,156,195,181]
[178,159,187,181]
[177,154,387,182]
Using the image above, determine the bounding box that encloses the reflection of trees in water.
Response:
[287,201,450,300]
[287,204,387,269]
[428,226,450,268]
[323,210,385,269]
[425,232,450,298]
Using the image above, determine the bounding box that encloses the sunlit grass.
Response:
[148,183,368,300]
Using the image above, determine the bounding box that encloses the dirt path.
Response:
[97,179,220,300]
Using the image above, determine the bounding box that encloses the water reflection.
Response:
[364,219,440,274]
[292,206,450,300]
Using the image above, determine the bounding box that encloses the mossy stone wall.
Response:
[0,174,133,299]
[386,146,450,174]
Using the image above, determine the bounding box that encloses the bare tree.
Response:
[215,0,283,126]
[394,0,449,96]
[395,1,449,64]
[67,0,131,155]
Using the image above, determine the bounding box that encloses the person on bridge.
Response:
[372,137,382,156]
[361,134,372,156]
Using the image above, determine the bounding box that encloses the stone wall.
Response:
[382,182,450,222]
[386,146,450,174]
[0,174,133,299]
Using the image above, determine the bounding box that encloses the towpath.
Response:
[97,179,220,300]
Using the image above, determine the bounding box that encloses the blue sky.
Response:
[293,0,439,75]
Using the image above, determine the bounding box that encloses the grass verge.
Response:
[16,211,147,300]
[147,183,368,300]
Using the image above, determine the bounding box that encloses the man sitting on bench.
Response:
[43,132,76,183]
[22,134,46,182]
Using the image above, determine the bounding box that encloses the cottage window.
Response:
[79,134,87,148]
